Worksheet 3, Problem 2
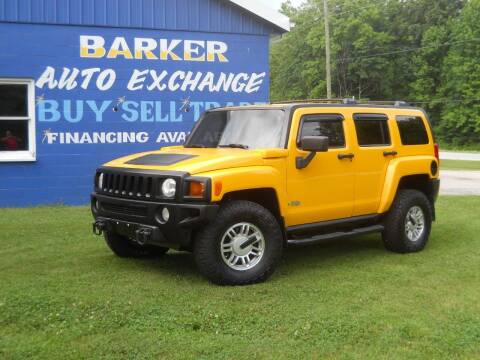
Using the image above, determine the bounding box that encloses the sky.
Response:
[257,0,305,11]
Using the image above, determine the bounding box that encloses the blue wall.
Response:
[0,20,270,206]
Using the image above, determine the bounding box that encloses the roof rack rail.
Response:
[361,100,410,106]
[271,98,411,107]
[342,98,357,104]
[271,98,347,104]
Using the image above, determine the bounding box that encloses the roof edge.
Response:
[227,0,290,33]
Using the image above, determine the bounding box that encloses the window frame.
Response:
[353,113,391,147]
[0,78,36,162]
[296,113,346,150]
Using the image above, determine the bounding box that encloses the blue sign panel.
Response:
[0,23,270,206]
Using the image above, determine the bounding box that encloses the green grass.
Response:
[441,159,480,171]
[1,197,480,359]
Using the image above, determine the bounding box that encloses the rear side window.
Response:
[298,114,345,148]
[354,114,390,146]
[396,116,429,145]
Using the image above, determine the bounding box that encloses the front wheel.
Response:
[382,189,433,253]
[194,200,283,285]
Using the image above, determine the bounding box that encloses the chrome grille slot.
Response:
[146,177,153,198]
[107,173,114,193]
[128,175,135,196]
[113,174,120,194]
[137,177,144,197]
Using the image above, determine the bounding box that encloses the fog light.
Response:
[161,207,170,223]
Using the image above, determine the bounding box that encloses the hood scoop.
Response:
[125,153,197,166]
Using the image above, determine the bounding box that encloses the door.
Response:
[352,113,394,216]
[286,112,355,226]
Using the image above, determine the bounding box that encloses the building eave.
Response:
[226,0,291,33]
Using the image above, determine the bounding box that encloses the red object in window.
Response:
[434,143,440,164]
[4,136,19,150]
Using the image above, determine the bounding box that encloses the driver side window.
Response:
[298,114,346,148]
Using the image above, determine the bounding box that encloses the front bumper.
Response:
[91,193,218,250]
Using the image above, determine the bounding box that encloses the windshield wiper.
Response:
[185,144,206,148]
[218,143,249,149]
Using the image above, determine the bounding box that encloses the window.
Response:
[354,114,390,146]
[0,79,36,161]
[396,115,429,145]
[298,114,345,148]
[186,109,287,149]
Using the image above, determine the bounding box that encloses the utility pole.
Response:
[323,0,332,99]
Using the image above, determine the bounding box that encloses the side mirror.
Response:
[300,136,329,152]
[296,136,329,169]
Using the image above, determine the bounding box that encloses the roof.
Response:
[226,0,290,33]
[0,0,290,36]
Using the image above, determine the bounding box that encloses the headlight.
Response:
[161,178,176,198]
[97,173,104,189]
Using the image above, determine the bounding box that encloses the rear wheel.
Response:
[382,189,432,253]
[104,232,169,258]
[194,200,283,285]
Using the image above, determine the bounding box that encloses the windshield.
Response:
[185,109,287,149]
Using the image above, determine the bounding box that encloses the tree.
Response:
[439,0,480,145]
[271,0,394,100]
[270,0,473,146]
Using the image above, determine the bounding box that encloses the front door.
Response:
[285,111,355,227]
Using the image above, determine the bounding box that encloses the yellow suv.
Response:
[92,100,440,285]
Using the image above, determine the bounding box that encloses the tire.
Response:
[104,231,169,258]
[382,189,432,253]
[194,200,284,285]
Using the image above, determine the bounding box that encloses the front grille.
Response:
[95,168,183,201]
[102,172,154,198]
[102,202,148,217]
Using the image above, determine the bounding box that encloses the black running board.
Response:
[287,224,384,246]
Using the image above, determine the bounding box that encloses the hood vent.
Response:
[126,154,197,166]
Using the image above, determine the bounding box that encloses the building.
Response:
[0,0,289,206]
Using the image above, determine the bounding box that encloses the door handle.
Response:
[383,151,398,157]
[338,153,355,160]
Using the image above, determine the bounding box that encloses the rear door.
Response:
[352,113,395,216]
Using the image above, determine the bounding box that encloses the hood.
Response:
[104,146,288,175]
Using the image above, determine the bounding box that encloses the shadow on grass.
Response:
[287,234,384,255]
[107,233,387,281]
[281,234,386,274]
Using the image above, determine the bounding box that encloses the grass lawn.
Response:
[441,159,480,171]
[1,197,480,359]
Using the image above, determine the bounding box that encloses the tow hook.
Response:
[135,228,152,245]
[92,220,106,235]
